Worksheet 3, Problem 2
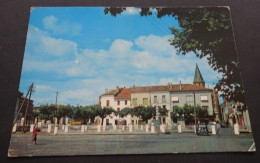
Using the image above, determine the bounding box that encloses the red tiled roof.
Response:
[115,88,132,99]
[131,84,212,93]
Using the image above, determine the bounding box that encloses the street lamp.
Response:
[193,92,197,125]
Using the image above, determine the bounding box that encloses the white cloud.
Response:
[23,27,222,106]
[43,15,82,35]
[26,26,78,59]
[35,85,53,91]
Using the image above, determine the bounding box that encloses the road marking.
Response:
[248,142,256,152]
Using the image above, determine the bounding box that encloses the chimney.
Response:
[179,81,182,90]
[105,88,108,93]
[116,86,119,91]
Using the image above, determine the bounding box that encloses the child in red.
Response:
[29,126,40,145]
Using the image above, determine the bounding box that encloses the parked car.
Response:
[196,123,210,136]
[68,121,83,125]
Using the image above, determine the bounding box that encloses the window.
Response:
[154,96,157,103]
[186,95,194,105]
[163,105,166,109]
[172,96,179,103]
[125,100,127,105]
[162,95,166,103]
[117,101,120,105]
[106,100,110,107]
[132,98,137,106]
[143,98,148,105]
[117,108,120,111]
[201,95,208,102]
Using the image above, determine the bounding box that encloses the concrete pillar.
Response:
[38,122,42,128]
[12,123,17,133]
[65,117,69,125]
[62,125,65,130]
[113,125,117,130]
[129,125,133,132]
[141,125,144,130]
[97,125,101,132]
[122,125,125,131]
[47,124,52,133]
[151,125,155,133]
[30,124,34,132]
[20,118,24,126]
[194,125,197,133]
[81,125,85,132]
[178,125,182,133]
[103,125,106,131]
[145,125,149,133]
[84,125,88,131]
[54,126,58,135]
[211,125,216,135]
[160,125,165,133]
[234,123,240,135]
[64,125,68,133]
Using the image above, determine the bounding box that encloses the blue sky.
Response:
[20,7,222,106]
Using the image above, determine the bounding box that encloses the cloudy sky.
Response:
[19,7,221,106]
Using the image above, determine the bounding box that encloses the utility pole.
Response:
[22,83,34,133]
[55,92,59,126]
[193,92,197,125]
[55,92,59,106]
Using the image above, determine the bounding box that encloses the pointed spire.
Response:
[193,64,205,87]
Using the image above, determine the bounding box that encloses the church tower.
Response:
[193,64,205,87]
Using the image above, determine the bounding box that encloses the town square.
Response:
[8,7,255,157]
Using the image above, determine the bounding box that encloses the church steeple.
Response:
[193,64,205,87]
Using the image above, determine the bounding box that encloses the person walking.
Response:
[29,125,40,145]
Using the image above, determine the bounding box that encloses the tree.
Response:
[89,105,102,123]
[38,104,56,122]
[172,104,207,124]
[104,7,245,104]
[99,107,115,125]
[56,105,73,124]
[117,107,132,118]
[158,106,168,116]
[140,106,156,124]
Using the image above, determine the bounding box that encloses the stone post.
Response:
[234,123,240,135]
[84,125,88,131]
[129,125,133,132]
[97,125,101,132]
[161,125,165,133]
[81,125,85,132]
[145,125,149,133]
[178,125,182,133]
[64,125,68,133]
[141,125,144,130]
[211,125,216,135]
[37,122,42,128]
[65,117,69,125]
[12,123,17,133]
[62,125,65,130]
[20,118,24,126]
[151,125,155,133]
[30,124,34,132]
[54,126,58,135]
[47,124,52,133]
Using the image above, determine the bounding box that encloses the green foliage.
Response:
[38,104,56,120]
[172,104,207,124]
[117,107,132,117]
[158,106,168,116]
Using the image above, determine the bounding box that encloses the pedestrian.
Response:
[29,125,40,145]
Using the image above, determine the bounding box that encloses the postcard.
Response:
[8,7,255,157]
